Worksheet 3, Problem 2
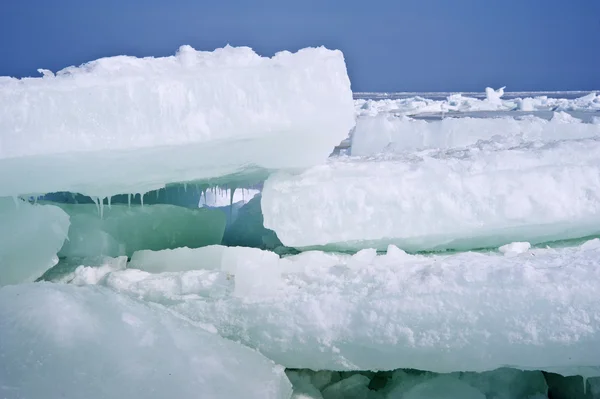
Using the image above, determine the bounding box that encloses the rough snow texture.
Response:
[0,283,292,399]
[75,241,600,376]
[0,45,354,197]
[351,112,600,156]
[263,137,600,251]
[53,202,226,258]
[354,89,600,118]
[0,198,69,286]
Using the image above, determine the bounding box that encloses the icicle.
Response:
[184,182,187,192]
[140,193,144,208]
[99,197,104,220]
[584,376,587,395]
[229,187,236,207]
[156,188,160,200]
[12,196,20,209]
[200,187,207,207]
[92,196,100,216]
[107,196,112,210]
[229,186,236,219]
[34,196,38,205]
[127,193,131,208]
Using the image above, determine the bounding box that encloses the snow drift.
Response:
[63,241,600,377]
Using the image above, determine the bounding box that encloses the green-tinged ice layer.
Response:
[0,197,69,286]
[48,202,226,258]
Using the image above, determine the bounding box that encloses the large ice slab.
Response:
[0,283,292,399]
[351,112,600,156]
[52,202,226,258]
[0,45,354,198]
[97,241,600,376]
[0,198,69,286]
[263,137,600,251]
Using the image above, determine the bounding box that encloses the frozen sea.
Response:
[1,46,600,399]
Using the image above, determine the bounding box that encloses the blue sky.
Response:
[1,0,598,92]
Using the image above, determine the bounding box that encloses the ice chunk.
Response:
[485,86,506,106]
[0,283,292,399]
[399,375,485,399]
[99,243,600,374]
[455,368,548,399]
[499,241,531,256]
[129,244,280,275]
[286,370,325,399]
[53,203,226,258]
[0,197,69,285]
[0,45,354,198]
[129,245,282,297]
[543,372,586,399]
[66,256,127,285]
[264,137,600,251]
[321,374,372,399]
[351,113,600,156]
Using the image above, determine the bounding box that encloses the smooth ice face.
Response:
[0,283,292,399]
[95,241,600,375]
[263,137,600,251]
[0,45,354,198]
[0,198,69,286]
[53,202,226,258]
[351,112,600,156]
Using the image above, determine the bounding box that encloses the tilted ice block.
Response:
[99,242,600,375]
[351,112,600,156]
[0,45,354,198]
[0,197,69,286]
[0,283,292,399]
[263,137,600,251]
[52,202,226,258]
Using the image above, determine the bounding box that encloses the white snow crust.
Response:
[70,240,600,377]
[0,283,292,399]
[263,137,600,251]
[0,45,354,198]
[354,89,600,118]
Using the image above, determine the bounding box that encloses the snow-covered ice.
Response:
[0,283,292,399]
[351,112,600,156]
[53,202,226,258]
[0,45,354,198]
[1,40,599,398]
[354,89,600,118]
[263,137,600,251]
[0,198,69,286]
[68,240,600,377]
